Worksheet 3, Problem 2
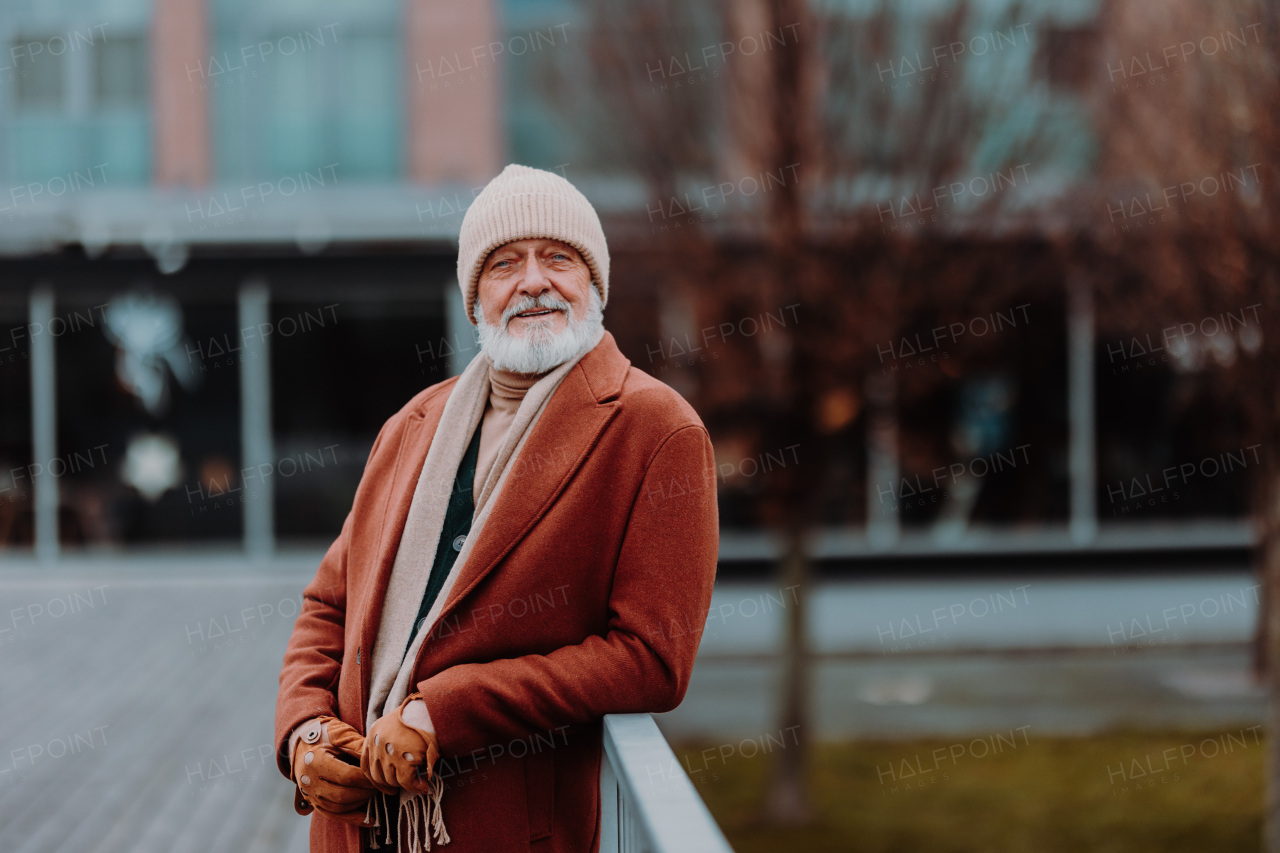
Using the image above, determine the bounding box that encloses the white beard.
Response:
[474,285,605,374]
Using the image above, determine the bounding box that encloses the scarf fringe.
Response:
[430,773,452,846]
[365,792,392,849]
[398,773,451,852]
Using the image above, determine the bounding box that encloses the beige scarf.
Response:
[363,329,600,851]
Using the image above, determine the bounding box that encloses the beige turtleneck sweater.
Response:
[472,363,550,499]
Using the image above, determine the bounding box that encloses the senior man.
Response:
[275,164,720,853]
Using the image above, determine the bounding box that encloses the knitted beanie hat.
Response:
[456,164,609,325]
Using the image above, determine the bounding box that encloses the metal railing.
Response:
[599,713,735,853]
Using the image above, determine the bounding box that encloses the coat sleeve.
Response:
[273,423,391,778]
[416,424,719,758]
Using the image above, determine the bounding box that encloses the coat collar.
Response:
[572,327,630,405]
[360,329,630,669]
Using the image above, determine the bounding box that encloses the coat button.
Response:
[452,534,466,551]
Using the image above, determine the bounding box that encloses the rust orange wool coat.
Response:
[275,330,720,853]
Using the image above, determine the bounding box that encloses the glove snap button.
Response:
[304,751,314,765]
[300,775,311,786]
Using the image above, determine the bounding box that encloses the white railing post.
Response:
[599,739,621,853]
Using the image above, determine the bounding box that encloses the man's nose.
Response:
[517,250,551,295]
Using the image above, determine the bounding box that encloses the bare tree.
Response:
[581,0,1070,825]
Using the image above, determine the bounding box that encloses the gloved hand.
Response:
[361,694,439,796]
[290,715,378,826]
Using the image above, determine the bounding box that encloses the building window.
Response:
[1,26,151,184]
[270,295,448,543]
[12,36,66,108]
[53,290,242,546]
[210,14,403,182]
[504,0,635,175]
[93,33,149,107]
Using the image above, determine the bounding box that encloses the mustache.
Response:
[502,295,570,325]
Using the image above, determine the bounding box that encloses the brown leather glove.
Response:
[290,716,378,826]
[361,694,439,795]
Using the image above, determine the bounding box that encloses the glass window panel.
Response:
[262,44,328,175]
[93,33,148,107]
[212,16,402,181]
[271,299,446,542]
[7,118,85,182]
[335,33,400,178]
[56,293,242,546]
[888,292,1069,530]
[93,114,150,181]
[12,36,66,108]
[503,7,621,173]
[1096,355,1253,522]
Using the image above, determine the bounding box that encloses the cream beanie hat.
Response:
[457,164,609,326]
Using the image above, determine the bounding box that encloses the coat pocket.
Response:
[524,745,555,845]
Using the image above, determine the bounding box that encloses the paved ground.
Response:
[0,568,1264,852]
[0,575,313,853]
[662,572,1265,741]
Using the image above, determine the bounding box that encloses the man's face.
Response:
[475,238,593,338]
[472,237,604,374]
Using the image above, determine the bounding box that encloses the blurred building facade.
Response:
[0,0,1257,563]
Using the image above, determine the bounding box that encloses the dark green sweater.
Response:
[403,424,481,658]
